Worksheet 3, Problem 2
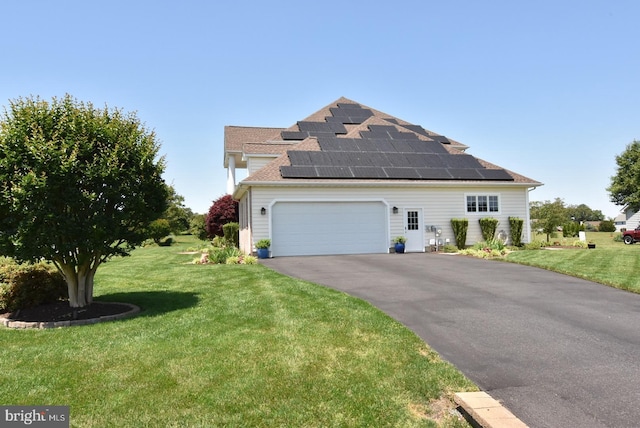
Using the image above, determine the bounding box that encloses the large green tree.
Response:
[530,198,570,241]
[608,140,640,211]
[0,95,167,307]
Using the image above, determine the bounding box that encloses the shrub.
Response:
[208,246,243,264]
[189,214,208,241]
[613,233,623,242]
[599,220,616,232]
[148,219,172,244]
[222,222,240,248]
[225,256,241,265]
[243,256,258,265]
[442,245,458,253]
[450,218,468,250]
[479,218,499,241]
[473,239,505,252]
[508,217,524,247]
[0,259,67,312]
[524,240,547,250]
[562,222,580,238]
[205,195,238,238]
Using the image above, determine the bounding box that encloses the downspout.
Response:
[526,186,536,243]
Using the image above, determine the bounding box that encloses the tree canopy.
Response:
[0,94,168,307]
[205,194,238,238]
[608,140,640,211]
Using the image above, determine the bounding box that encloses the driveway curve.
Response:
[262,253,640,428]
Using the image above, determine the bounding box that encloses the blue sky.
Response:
[1,1,638,217]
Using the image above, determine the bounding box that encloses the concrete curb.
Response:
[455,391,528,428]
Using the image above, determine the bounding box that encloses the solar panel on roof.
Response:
[351,167,387,178]
[366,139,395,152]
[428,135,451,144]
[447,169,484,180]
[390,141,414,153]
[415,168,452,179]
[336,103,364,109]
[383,168,421,179]
[280,166,318,178]
[400,125,429,137]
[315,166,353,178]
[407,140,447,154]
[441,154,483,169]
[287,151,313,165]
[477,169,514,181]
[281,131,307,140]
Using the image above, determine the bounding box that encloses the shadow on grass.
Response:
[95,291,199,318]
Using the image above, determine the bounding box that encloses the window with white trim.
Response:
[466,194,499,213]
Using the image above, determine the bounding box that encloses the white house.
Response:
[224,97,542,257]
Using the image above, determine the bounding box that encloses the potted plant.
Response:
[393,236,406,254]
[255,239,271,259]
[588,241,596,249]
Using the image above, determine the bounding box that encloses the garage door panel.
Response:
[271,201,388,257]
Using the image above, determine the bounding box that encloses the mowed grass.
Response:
[506,231,640,293]
[0,236,476,427]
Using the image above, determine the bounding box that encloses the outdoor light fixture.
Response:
[392,206,398,214]
[261,207,266,215]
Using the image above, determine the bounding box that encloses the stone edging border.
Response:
[0,302,141,329]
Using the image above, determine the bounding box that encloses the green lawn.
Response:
[506,231,640,293]
[0,236,476,427]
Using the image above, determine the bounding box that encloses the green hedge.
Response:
[479,217,499,241]
[0,259,67,312]
[451,218,468,250]
[508,217,524,247]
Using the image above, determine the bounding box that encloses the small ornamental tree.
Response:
[205,195,239,238]
[0,94,168,308]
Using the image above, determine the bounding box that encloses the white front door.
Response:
[404,209,424,252]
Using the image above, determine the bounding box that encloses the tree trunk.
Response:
[55,259,99,308]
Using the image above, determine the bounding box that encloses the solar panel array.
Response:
[277,102,514,182]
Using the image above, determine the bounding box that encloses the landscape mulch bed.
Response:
[2,301,134,323]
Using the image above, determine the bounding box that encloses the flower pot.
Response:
[394,243,405,254]
[257,248,270,259]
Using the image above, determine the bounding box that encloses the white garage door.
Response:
[271,201,388,257]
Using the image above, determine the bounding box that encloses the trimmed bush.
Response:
[450,218,468,250]
[508,217,524,247]
[0,259,67,312]
[222,222,240,248]
[479,218,499,241]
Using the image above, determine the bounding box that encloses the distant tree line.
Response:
[530,198,614,241]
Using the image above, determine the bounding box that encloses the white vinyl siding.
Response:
[246,185,532,253]
[247,156,278,175]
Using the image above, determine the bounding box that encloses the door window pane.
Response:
[407,211,419,230]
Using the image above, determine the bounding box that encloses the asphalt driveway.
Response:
[262,253,640,428]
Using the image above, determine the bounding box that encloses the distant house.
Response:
[616,209,640,231]
[224,97,542,257]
